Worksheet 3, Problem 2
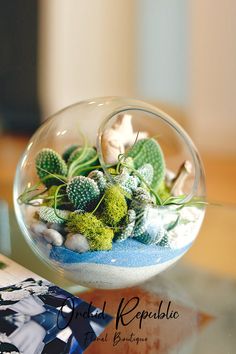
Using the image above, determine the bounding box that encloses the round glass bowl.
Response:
[14,97,206,289]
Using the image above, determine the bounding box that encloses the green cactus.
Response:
[66,176,100,210]
[157,233,169,247]
[134,227,166,245]
[127,138,165,190]
[99,185,128,227]
[67,146,99,176]
[62,144,79,162]
[114,170,138,195]
[38,206,70,224]
[132,206,166,245]
[88,170,107,193]
[67,212,114,251]
[137,163,154,186]
[115,209,136,242]
[132,187,155,205]
[35,148,68,187]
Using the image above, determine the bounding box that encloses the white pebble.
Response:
[65,234,90,253]
[30,221,47,236]
[43,229,64,246]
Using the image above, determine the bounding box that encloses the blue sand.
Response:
[50,238,192,268]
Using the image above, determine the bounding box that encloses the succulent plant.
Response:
[137,163,154,186]
[99,185,128,227]
[66,176,100,210]
[38,206,70,224]
[115,209,136,242]
[157,233,169,247]
[88,170,107,193]
[127,138,165,190]
[133,208,166,245]
[114,170,138,195]
[62,144,79,162]
[35,148,68,187]
[134,227,166,245]
[132,187,155,205]
[66,212,114,251]
[67,146,99,175]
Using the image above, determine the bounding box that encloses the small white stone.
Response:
[43,229,64,246]
[65,234,90,253]
[30,221,48,236]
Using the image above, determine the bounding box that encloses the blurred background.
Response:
[0,0,236,277]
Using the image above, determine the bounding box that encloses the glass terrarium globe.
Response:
[14,97,206,289]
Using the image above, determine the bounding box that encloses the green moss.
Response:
[35,148,67,187]
[100,185,128,226]
[67,212,114,251]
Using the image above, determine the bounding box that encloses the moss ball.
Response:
[100,185,127,227]
[66,212,114,251]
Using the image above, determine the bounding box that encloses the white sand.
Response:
[58,254,184,289]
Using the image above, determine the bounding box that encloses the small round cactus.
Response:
[35,148,68,187]
[132,187,155,205]
[115,209,136,242]
[88,170,107,193]
[38,206,70,224]
[133,206,166,245]
[67,176,100,210]
[157,233,169,247]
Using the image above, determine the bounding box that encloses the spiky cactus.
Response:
[115,209,136,242]
[114,170,138,195]
[67,176,100,210]
[133,206,166,245]
[127,138,165,190]
[35,148,67,187]
[132,187,155,205]
[157,233,169,247]
[38,206,70,224]
[88,170,106,193]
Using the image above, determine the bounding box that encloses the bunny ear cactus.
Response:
[115,209,136,242]
[66,176,100,211]
[62,144,79,162]
[88,170,107,193]
[127,138,165,190]
[39,206,70,224]
[67,146,99,176]
[35,148,68,187]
